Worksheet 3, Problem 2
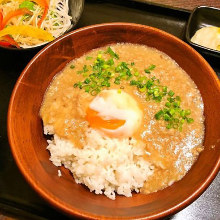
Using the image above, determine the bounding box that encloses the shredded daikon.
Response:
[0,0,72,48]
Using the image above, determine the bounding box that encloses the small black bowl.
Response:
[0,0,84,51]
[186,6,220,58]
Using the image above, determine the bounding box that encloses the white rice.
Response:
[58,169,62,177]
[45,126,154,200]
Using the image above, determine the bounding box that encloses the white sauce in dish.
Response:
[191,26,220,51]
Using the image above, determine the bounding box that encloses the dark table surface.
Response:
[139,0,220,11]
[0,0,219,219]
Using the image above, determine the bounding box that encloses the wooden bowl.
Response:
[8,23,220,219]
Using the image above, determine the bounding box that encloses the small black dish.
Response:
[186,6,220,58]
[0,0,84,51]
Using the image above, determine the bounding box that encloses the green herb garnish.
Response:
[144,64,156,74]
[106,47,119,59]
[83,65,89,72]
[73,47,193,130]
[155,94,194,131]
[86,56,93,60]
[168,90,175,97]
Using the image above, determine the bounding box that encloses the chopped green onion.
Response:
[78,82,83,89]
[166,124,172,129]
[90,83,96,88]
[86,56,93,60]
[164,114,171,121]
[130,80,137,85]
[139,87,146,93]
[180,110,186,117]
[176,96,181,101]
[186,118,194,123]
[173,102,180,108]
[91,88,100,96]
[180,119,185,124]
[72,48,193,130]
[107,58,114,65]
[144,64,156,74]
[97,54,102,59]
[134,72,139,77]
[114,79,120,85]
[185,109,191,115]
[169,108,176,116]
[146,80,153,88]
[83,65,89,72]
[165,102,171,108]
[167,97,175,103]
[77,70,83,74]
[106,47,119,59]
[84,78,91,84]
[163,86,167,92]
[155,110,164,120]
[84,86,90,93]
[168,90,175,97]
[103,64,110,69]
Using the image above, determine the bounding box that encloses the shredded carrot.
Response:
[0,9,20,48]
[31,0,49,27]
[30,0,45,7]
[4,35,20,48]
[1,8,32,29]
[38,5,48,27]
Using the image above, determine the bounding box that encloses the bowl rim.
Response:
[185,6,220,57]
[0,0,85,51]
[7,22,220,220]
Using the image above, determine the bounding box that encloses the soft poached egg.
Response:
[86,89,143,138]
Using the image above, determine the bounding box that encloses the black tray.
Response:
[0,0,219,219]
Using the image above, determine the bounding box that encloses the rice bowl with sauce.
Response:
[40,43,205,200]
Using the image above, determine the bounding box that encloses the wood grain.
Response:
[137,0,220,10]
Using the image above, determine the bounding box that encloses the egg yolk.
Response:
[85,89,143,138]
[86,107,126,130]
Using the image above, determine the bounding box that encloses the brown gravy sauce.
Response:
[40,43,205,194]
